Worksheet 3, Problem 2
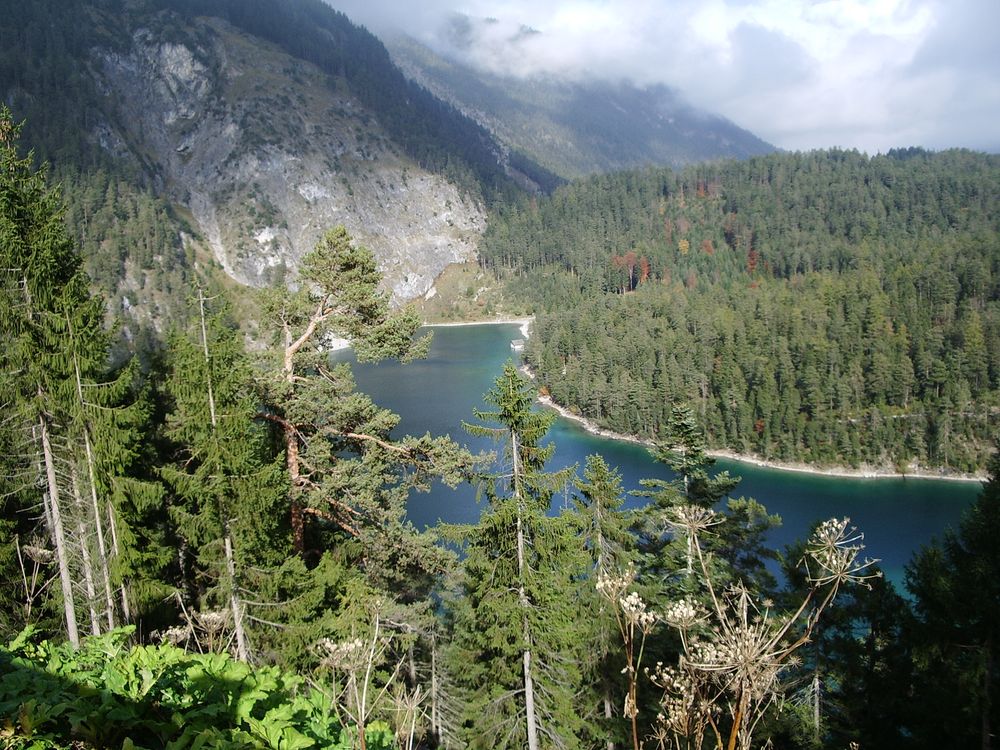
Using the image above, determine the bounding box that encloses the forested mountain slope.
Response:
[481,149,1000,472]
[389,33,775,180]
[0,0,555,337]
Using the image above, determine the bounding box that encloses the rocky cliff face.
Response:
[94,18,484,301]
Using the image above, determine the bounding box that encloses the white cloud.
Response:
[324,0,1000,153]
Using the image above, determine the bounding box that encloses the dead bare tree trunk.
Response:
[39,415,79,648]
[69,322,116,631]
[199,289,249,662]
[82,430,116,631]
[224,531,248,661]
[105,501,130,622]
[71,469,100,635]
[512,431,539,750]
[60,307,120,631]
[430,636,440,742]
[604,694,614,750]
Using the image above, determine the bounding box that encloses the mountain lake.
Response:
[333,322,981,587]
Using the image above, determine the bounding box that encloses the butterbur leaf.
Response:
[365,721,395,750]
[165,725,220,750]
[75,683,100,699]
[246,715,284,747]
[278,726,316,750]
[6,627,38,654]
[106,704,144,723]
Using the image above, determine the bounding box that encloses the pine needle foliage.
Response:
[255,226,473,594]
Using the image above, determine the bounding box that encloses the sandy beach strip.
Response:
[535,395,985,483]
[422,317,534,339]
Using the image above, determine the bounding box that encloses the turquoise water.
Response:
[334,323,981,586]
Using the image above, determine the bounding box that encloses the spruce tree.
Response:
[575,454,634,577]
[648,403,739,507]
[0,108,162,644]
[448,362,588,749]
[637,403,742,585]
[161,289,287,660]
[906,445,1000,749]
[574,454,636,749]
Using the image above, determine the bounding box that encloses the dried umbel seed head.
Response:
[805,517,881,587]
[161,624,192,646]
[22,544,54,564]
[687,637,735,669]
[648,662,715,735]
[665,505,723,536]
[619,591,658,631]
[317,637,366,671]
[596,564,636,600]
[662,597,702,629]
[196,609,230,634]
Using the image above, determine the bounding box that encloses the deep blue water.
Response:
[334,323,981,587]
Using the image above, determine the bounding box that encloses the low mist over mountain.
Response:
[388,26,775,179]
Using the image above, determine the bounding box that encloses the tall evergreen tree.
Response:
[648,403,740,507]
[813,573,917,749]
[0,108,163,644]
[575,454,634,577]
[255,226,471,591]
[161,289,287,660]
[574,454,636,749]
[448,362,588,749]
[906,445,1000,750]
[637,403,742,584]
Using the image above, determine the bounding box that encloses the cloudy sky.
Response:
[325,0,1000,154]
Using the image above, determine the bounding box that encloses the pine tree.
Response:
[448,362,588,749]
[61,311,166,634]
[256,226,471,590]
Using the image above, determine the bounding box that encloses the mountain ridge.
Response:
[1,0,532,331]
[387,30,776,180]
[0,0,777,341]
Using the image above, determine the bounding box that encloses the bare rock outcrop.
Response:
[95,19,484,301]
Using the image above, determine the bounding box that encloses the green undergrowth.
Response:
[0,627,392,750]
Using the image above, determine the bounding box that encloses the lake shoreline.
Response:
[423,317,984,484]
[423,316,534,340]
[341,314,979,577]
[536,392,985,484]
[328,316,534,352]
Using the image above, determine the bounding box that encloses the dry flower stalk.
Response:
[605,507,879,750]
[597,564,660,750]
[651,509,879,750]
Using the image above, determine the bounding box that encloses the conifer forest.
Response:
[1,1,999,743]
